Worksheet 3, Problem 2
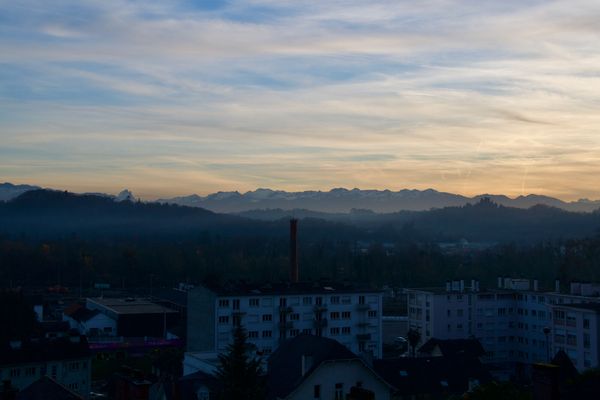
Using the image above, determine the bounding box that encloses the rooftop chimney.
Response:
[290,219,299,283]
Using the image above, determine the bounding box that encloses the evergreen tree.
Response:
[407,328,421,357]
[216,324,265,400]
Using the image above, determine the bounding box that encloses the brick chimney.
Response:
[290,219,299,283]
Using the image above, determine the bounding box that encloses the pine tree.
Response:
[216,324,265,400]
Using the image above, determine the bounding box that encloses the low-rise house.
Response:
[0,336,91,399]
[63,304,116,338]
[373,355,492,400]
[267,334,392,400]
[15,376,83,400]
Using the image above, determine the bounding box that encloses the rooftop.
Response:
[16,376,83,400]
[202,281,382,296]
[552,302,600,313]
[87,297,178,315]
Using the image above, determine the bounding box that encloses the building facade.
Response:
[186,283,383,367]
[0,336,91,399]
[406,279,600,377]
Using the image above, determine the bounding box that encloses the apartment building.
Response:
[549,302,600,371]
[406,278,600,378]
[185,282,383,374]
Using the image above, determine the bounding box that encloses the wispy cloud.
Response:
[1,0,600,200]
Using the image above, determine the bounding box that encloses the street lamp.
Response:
[543,326,551,362]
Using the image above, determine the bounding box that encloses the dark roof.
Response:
[418,338,485,359]
[0,336,90,365]
[373,356,492,396]
[16,376,83,400]
[69,307,100,323]
[267,334,359,399]
[553,303,600,313]
[202,281,382,296]
[87,297,178,315]
[551,350,579,381]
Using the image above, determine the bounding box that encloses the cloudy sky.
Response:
[1,0,599,200]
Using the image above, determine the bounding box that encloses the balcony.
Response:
[279,305,293,314]
[313,318,328,328]
[356,333,371,341]
[314,304,328,313]
[278,321,294,330]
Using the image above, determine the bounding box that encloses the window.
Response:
[341,311,351,319]
[368,310,377,318]
[262,330,272,338]
[248,331,259,338]
[290,329,300,337]
[10,368,20,378]
[331,296,340,304]
[232,299,240,310]
[262,314,272,322]
[316,297,323,305]
[342,327,351,335]
[218,316,230,324]
[358,296,366,305]
[218,299,229,307]
[303,297,313,306]
[25,366,36,376]
[584,333,591,348]
[330,312,340,320]
[290,313,300,321]
[341,296,351,305]
[447,310,451,317]
[313,385,321,399]
[584,318,590,329]
[457,309,464,317]
[302,328,312,335]
[330,327,340,335]
[334,383,344,400]
[249,298,260,307]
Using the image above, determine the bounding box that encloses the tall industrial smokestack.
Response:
[290,219,299,283]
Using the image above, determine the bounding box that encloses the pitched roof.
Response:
[267,334,359,399]
[373,356,492,396]
[16,376,83,400]
[69,307,101,323]
[551,350,579,381]
[418,338,485,359]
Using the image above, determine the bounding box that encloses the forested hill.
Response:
[0,190,599,243]
[0,189,362,240]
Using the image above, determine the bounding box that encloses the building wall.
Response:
[286,360,390,400]
[407,283,600,375]
[0,357,91,399]
[186,288,383,359]
[187,286,217,352]
[550,306,600,371]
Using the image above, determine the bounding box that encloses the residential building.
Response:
[267,334,392,400]
[186,282,383,373]
[406,278,600,378]
[549,303,600,371]
[15,376,84,400]
[85,297,178,338]
[0,336,91,399]
[63,303,117,338]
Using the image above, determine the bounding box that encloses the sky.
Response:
[1,0,600,200]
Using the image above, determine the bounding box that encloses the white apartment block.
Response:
[550,302,600,371]
[185,282,383,374]
[407,278,600,377]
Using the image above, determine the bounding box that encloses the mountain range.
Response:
[157,188,600,214]
[2,183,599,214]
